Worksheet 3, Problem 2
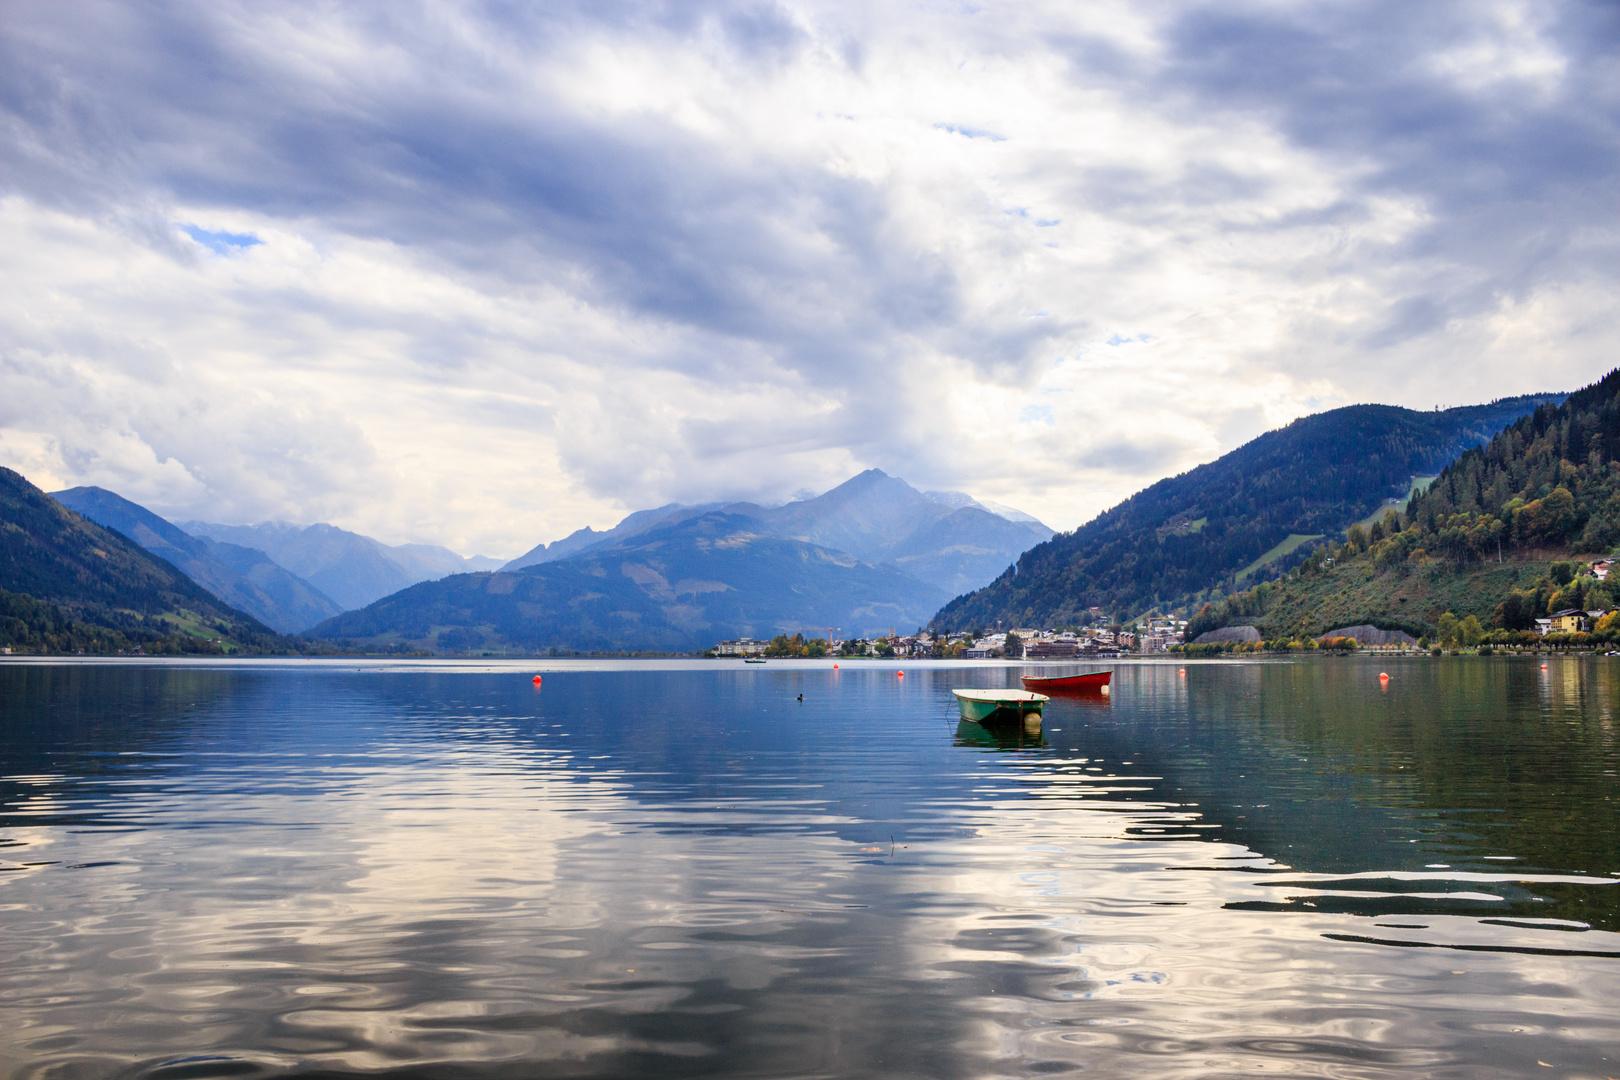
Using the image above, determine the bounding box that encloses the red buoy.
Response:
[833,663,839,669]
[897,671,904,678]
[532,675,542,685]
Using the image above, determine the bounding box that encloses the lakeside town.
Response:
[712,615,1189,659]
[710,559,1620,660]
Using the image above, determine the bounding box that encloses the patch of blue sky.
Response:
[181,224,263,255]
[935,122,1005,141]
[1105,333,1152,346]
[1019,404,1055,425]
[1005,209,1060,226]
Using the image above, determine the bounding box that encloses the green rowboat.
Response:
[952,688,1049,723]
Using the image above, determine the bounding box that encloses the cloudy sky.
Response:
[1,1,1616,557]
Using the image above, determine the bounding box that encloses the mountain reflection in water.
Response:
[0,656,1616,1079]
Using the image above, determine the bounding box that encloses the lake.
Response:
[1,655,1616,1079]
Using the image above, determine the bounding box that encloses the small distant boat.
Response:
[952,688,1049,722]
[744,658,767,663]
[1021,670,1111,693]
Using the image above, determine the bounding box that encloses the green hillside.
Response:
[0,467,291,654]
[1404,368,1620,555]
[1183,367,1620,644]
[1180,546,1573,645]
[933,393,1563,630]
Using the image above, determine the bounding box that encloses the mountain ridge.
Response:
[502,470,1053,599]
[933,392,1567,630]
[1,468,290,654]
[182,520,503,611]
[51,486,343,633]
[312,510,949,652]
[1177,370,1620,645]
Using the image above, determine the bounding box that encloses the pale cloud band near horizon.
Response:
[1,1,1615,557]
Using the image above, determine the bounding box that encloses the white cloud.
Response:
[0,0,1615,555]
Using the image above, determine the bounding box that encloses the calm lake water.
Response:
[1,656,1617,1079]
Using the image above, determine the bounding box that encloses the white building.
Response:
[965,633,1006,658]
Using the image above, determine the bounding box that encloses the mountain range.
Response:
[503,470,1053,599]
[52,487,345,634]
[51,489,505,632]
[314,510,950,653]
[13,469,1052,652]
[311,470,1054,652]
[934,393,1565,631]
[1179,369,1620,643]
[0,468,286,654]
[180,520,503,611]
[4,384,1585,656]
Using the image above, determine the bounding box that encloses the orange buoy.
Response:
[833,663,839,669]
[532,675,542,684]
[1541,664,1548,670]
[1178,668,1185,675]
[897,671,904,678]
[1379,672,1390,681]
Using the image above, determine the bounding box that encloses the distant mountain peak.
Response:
[924,488,1051,530]
[922,489,980,511]
[977,500,1046,527]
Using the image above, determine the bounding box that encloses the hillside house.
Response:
[1549,610,1586,634]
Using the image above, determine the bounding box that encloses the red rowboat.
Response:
[1020,670,1112,692]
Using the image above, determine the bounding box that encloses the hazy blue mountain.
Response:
[883,505,1057,598]
[51,487,342,633]
[502,471,1053,598]
[180,522,414,611]
[745,470,1051,591]
[923,489,1045,525]
[935,392,1567,629]
[389,544,505,577]
[2,468,287,654]
[182,520,501,611]
[502,503,722,571]
[312,511,948,652]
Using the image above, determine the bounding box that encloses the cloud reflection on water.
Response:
[0,658,1616,1076]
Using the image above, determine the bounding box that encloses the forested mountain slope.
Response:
[933,393,1564,629]
[1403,369,1620,557]
[1179,368,1620,643]
[0,468,289,654]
